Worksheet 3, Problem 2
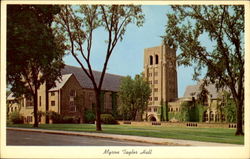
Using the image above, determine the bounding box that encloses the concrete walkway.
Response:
[7,127,242,146]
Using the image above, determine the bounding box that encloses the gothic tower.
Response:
[144,44,178,121]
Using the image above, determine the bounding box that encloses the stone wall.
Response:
[117,121,238,129]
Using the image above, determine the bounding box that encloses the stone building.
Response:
[143,44,178,121]
[7,65,122,124]
[167,81,230,123]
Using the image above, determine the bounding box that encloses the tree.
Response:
[54,5,144,131]
[7,5,65,127]
[163,5,244,135]
[118,74,151,121]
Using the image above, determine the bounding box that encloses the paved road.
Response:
[7,130,158,146]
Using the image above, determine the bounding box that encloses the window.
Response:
[221,114,225,121]
[149,56,153,65]
[154,97,158,101]
[154,88,158,92]
[39,96,41,106]
[70,106,76,112]
[51,92,55,96]
[154,80,158,84]
[210,111,214,121]
[154,71,158,76]
[26,97,33,107]
[215,114,219,122]
[70,89,76,97]
[170,108,173,112]
[51,101,55,106]
[27,116,33,122]
[69,101,76,112]
[69,101,74,106]
[203,111,208,121]
[155,55,159,64]
[154,107,157,112]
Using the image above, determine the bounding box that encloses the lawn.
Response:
[8,124,244,145]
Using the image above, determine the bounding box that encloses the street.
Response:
[7,130,158,146]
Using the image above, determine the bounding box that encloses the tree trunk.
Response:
[45,84,49,124]
[33,88,38,128]
[94,90,102,131]
[235,99,244,136]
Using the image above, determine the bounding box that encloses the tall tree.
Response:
[118,74,151,121]
[7,5,65,127]
[163,5,244,135]
[54,5,144,131]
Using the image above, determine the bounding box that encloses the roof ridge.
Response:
[65,64,125,77]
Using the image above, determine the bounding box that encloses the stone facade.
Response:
[7,66,122,124]
[144,44,178,121]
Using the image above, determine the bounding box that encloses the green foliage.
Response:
[9,111,24,124]
[180,102,190,122]
[223,99,237,123]
[163,5,244,135]
[100,114,117,124]
[118,74,151,121]
[178,102,204,122]
[84,110,96,123]
[7,5,65,127]
[54,5,145,131]
[48,111,77,124]
[168,112,183,121]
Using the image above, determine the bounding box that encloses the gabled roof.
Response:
[49,74,73,91]
[183,81,230,99]
[61,65,123,92]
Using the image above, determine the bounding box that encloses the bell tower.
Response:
[144,44,178,121]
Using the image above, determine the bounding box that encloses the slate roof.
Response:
[61,65,123,92]
[49,74,73,91]
[183,81,230,99]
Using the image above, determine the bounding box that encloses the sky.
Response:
[63,5,202,97]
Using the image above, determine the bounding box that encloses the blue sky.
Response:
[63,5,201,97]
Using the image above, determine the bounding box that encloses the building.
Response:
[167,80,231,122]
[7,65,123,124]
[143,44,178,121]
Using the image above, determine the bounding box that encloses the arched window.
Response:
[210,111,214,121]
[155,55,159,64]
[203,111,208,121]
[149,56,153,65]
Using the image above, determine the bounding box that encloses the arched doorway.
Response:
[149,116,156,121]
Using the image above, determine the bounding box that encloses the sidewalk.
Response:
[7,127,242,146]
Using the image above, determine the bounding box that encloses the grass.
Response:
[8,124,244,145]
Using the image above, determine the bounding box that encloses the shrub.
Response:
[101,114,117,124]
[47,111,78,124]
[84,110,95,123]
[48,111,63,123]
[62,116,78,124]
[9,111,24,124]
